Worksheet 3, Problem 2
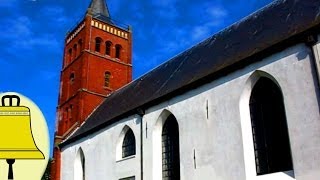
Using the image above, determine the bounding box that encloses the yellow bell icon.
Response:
[0,95,44,179]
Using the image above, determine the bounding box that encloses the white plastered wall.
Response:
[61,115,141,180]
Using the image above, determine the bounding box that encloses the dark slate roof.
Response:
[61,0,320,147]
[88,0,110,18]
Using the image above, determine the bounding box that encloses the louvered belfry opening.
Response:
[249,77,293,175]
[162,114,180,180]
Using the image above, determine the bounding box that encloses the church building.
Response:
[52,0,320,180]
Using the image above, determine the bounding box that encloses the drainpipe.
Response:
[137,108,145,180]
[306,35,320,88]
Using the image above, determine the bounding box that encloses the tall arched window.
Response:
[70,73,75,84]
[78,39,83,52]
[74,148,85,180]
[73,44,78,58]
[95,37,102,52]
[162,114,180,180]
[105,41,112,56]
[68,48,72,63]
[249,77,293,175]
[104,71,111,87]
[122,129,136,158]
[115,44,122,59]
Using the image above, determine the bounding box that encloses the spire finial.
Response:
[87,0,110,18]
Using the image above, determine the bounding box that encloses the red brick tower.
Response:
[51,0,132,179]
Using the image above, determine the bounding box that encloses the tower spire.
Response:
[87,0,110,18]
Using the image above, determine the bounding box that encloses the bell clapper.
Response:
[6,159,15,180]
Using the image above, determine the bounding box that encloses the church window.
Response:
[105,41,112,56]
[249,77,293,175]
[115,44,122,59]
[68,48,72,63]
[95,37,102,52]
[70,73,75,84]
[104,71,111,87]
[162,114,180,180]
[74,148,85,180]
[73,44,78,58]
[78,39,83,52]
[81,151,85,180]
[122,128,136,158]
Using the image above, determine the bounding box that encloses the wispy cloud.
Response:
[0,16,32,39]
[192,26,210,41]
[150,0,179,20]
[191,5,228,41]
[151,0,178,8]
[0,3,70,60]
[0,2,68,93]
[0,15,59,57]
[41,5,70,25]
[207,6,228,18]
[39,70,59,81]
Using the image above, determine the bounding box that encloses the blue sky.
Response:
[0,0,272,155]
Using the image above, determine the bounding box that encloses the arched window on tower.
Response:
[122,128,136,158]
[105,41,112,56]
[73,44,78,58]
[74,148,85,180]
[115,44,122,59]
[162,114,180,180]
[68,48,72,64]
[78,39,83,53]
[95,37,102,52]
[104,71,111,87]
[249,77,293,175]
[70,73,75,84]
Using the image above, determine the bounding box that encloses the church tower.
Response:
[51,0,132,179]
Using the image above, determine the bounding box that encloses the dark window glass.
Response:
[250,77,293,175]
[104,72,111,87]
[81,155,86,180]
[162,114,180,180]
[68,48,72,63]
[95,37,102,52]
[115,44,122,59]
[106,41,112,55]
[73,44,78,58]
[80,149,85,180]
[78,39,83,52]
[70,73,75,84]
[122,129,136,158]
